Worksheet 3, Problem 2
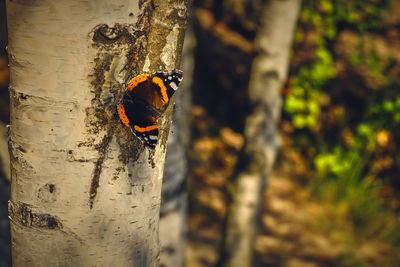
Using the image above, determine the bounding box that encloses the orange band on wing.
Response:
[127,74,149,91]
[118,104,130,126]
[152,76,168,104]
[134,124,158,133]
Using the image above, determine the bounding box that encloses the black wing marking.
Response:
[132,127,158,149]
[153,69,183,99]
[121,96,159,149]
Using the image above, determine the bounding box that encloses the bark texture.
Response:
[220,1,301,266]
[7,0,187,266]
[159,27,194,267]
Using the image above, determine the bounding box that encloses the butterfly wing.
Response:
[127,77,166,110]
[152,69,183,106]
[118,97,158,149]
[118,70,183,149]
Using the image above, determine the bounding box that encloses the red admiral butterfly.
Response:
[118,69,183,149]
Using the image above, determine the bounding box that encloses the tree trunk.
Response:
[7,0,188,266]
[0,0,6,50]
[159,26,194,267]
[0,122,11,267]
[220,1,301,266]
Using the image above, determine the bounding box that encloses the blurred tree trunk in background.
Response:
[220,1,301,266]
[0,0,9,182]
[0,0,6,51]
[159,27,194,267]
[7,0,187,266]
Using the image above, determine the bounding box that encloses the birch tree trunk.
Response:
[220,1,301,266]
[7,0,188,266]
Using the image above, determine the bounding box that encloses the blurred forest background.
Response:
[187,0,400,266]
[1,0,400,266]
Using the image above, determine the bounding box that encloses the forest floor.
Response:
[185,155,340,267]
[185,135,398,267]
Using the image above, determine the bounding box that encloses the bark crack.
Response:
[8,201,63,230]
[89,128,114,209]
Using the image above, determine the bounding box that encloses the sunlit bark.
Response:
[7,0,187,266]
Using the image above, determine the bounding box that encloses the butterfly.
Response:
[118,69,183,149]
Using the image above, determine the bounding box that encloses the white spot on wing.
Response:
[170,82,178,91]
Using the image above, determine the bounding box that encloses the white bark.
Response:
[7,0,187,266]
[221,1,301,266]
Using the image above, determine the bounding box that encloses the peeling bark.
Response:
[220,1,301,267]
[7,0,188,266]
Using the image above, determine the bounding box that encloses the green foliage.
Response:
[284,0,400,255]
[300,0,389,37]
[372,97,400,124]
[285,44,336,128]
